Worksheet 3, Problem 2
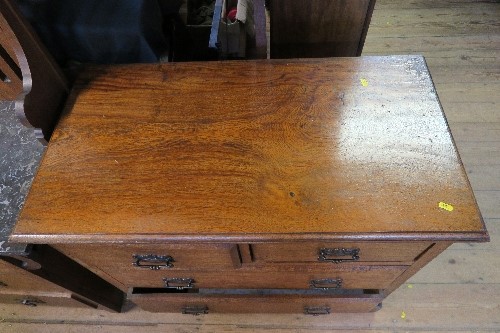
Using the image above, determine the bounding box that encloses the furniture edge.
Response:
[9,230,490,245]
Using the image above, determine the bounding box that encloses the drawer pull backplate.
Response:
[318,248,360,263]
[310,278,343,289]
[163,277,195,290]
[304,306,331,316]
[21,298,43,307]
[182,305,208,315]
[132,254,174,270]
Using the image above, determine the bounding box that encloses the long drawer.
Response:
[130,288,383,314]
[252,242,433,264]
[114,264,407,289]
[0,291,98,308]
[0,257,66,293]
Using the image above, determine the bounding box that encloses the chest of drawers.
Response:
[11,56,488,314]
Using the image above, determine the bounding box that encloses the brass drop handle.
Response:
[132,254,175,270]
[304,306,331,316]
[310,278,343,289]
[163,277,195,290]
[318,248,360,263]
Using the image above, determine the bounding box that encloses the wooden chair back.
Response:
[0,0,67,144]
[0,4,23,101]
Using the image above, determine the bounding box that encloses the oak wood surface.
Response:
[121,264,406,290]
[53,243,407,290]
[0,246,125,312]
[0,257,66,293]
[251,241,432,263]
[55,243,241,272]
[0,0,498,329]
[130,291,383,314]
[16,245,125,312]
[0,291,97,309]
[12,56,486,243]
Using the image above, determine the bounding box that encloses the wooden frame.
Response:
[0,0,67,144]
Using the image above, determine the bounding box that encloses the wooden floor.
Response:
[1,0,499,331]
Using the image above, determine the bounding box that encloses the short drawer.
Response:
[252,242,433,264]
[121,264,406,290]
[130,288,383,314]
[54,243,241,288]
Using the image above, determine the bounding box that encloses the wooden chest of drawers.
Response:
[11,56,488,314]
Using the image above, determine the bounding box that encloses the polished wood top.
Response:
[12,56,488,243]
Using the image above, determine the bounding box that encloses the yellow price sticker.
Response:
[360,78,369,87]
[438,202,454,212]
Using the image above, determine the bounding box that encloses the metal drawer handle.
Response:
[318,248,360,263]
[310,278,343,290]
[163,277,195,290]
[304,306,331,316]
[21,298,43,307]
[182,306,208,315]
[132,254,175,270]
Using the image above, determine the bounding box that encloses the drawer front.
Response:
[120,264,406,290]
[0,291,98,308]
[0,258,66,293]
[55,244,241,285]
[130,289,383,314]
[252,242,433,264]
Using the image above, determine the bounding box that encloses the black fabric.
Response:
[16,0,174,65]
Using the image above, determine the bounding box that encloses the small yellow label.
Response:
[401,311,406,319]
[360,78,369,87]
[438,201,454,211]
[407,284,413,289]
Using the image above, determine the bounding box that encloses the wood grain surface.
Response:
[54,244,408,290]
[1,0,498,330]
[130,290,383,314]
[0,292,97,309]
[12,56,486,243]
[0,245,125,312]
[0,258,66,293]
[270,0,376,58]
[251,241,432,263]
